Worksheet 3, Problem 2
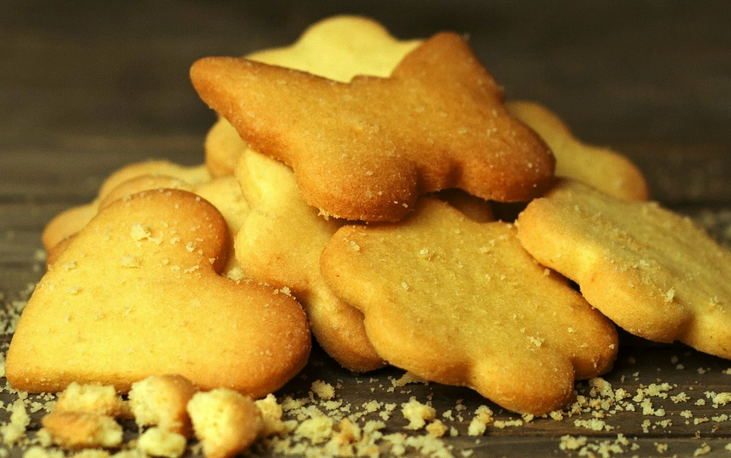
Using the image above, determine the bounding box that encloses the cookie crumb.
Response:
[311,381,335,400]
[401,397,435,430]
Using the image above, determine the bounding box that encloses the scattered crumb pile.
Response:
[0,356,729,458]
[4,256,731,458]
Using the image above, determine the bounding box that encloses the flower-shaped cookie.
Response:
[517,179,731,358]
[321,198,616,414]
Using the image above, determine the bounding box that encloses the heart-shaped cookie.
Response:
[8,189,310,397]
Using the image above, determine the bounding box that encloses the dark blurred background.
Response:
[1,0,730,204]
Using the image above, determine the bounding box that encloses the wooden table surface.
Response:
[2,1,731,457]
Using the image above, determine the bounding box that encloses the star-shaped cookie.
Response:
[204,15,422,178]
[192,32,554,222]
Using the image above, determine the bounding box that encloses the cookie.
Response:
[234,148,384,372]
[255,394,287,438]
[137,427,187,458]
[204,15,422,178]
[55,382,127,418]
[7,189,310,396]
[47,176,249,280]
[43,161,210,252]
[320,198,617,415]
[187,389,262,458]
[129,375,198,437]
[507,101,648,201]
[516,179,731,358]
[41,412,123,449]
[436,189,493,223]
[191,32,554,222]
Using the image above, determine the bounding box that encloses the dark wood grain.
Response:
[2,1,731,457]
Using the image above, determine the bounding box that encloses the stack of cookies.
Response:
[7,16,731,430]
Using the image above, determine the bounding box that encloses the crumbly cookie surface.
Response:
[321,198,617,415]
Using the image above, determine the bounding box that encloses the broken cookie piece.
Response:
[41,412,122,449]
[187,389,262,458]
[129,375,198,437]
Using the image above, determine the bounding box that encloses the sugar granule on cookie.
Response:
[321,198,617,415]
[507,102,648,201]
[46,175,249,280]
[234,149,383,372]
[204,15,422,177]
[192,32,554,222]
[517,179,731,359]
[6,189,310,396]
[187,389,262,458]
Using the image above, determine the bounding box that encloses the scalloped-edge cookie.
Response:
[7,189,310,396]
[204,15,422,178]
[507,101,648,201]
[320,198,616,415]
[517,179,731,358]
[192,32,554,222]
[234,148,384,372]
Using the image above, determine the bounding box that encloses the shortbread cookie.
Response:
[204,15,422,177]
[43,205,98,254]
[43,161,210,251]
[321,198,617,415]
[507,101,648,201]
[129,375,198,437]
[55,383,127,418]
[41,412,123,449]
[137,427,187,458]
[7,189,310,396]
[47,176,249,279]
[255,394,287,438]
[517,179,731,358]
[192,32,554,222]
[45,176,195,264]
[234,149,383,372]
[187,389,262,458]
[436,189,493,223]
[205,120,249,178]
